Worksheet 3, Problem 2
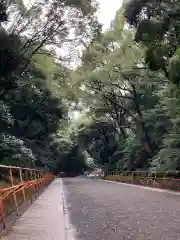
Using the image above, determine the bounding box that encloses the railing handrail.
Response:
[0,164,54,230]
[104,170,180,174]
[0,164,46,172]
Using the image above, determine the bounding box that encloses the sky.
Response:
[97,0,123,30]
[23,0,123,30]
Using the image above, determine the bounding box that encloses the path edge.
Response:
[61,178,75,240]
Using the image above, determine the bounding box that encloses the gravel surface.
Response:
[63,177,180,240]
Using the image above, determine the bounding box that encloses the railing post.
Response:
[37,171,40,195]
[42,171,45,185]
[9,168,19,215]
[19,168,26,202]
[30,170,33,203]
[45,172,47,185]
[25,169,28,181]
[131,172,134,184]
[30,170,32,181]
[0,197,6,229]
[34,171,38,198]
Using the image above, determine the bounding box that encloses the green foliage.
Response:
[124,0,180,77]
[65,4,180,173]
[121,0,180,172]
[168,48,180,84]
[0,1,7,22]
[0,0,99,174]
[3,0,180,176]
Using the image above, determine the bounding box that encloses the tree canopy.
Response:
[65,3,180,173]
[1,0,180,175]
[0,0,100,174]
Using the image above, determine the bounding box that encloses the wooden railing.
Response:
[0,164,54,230]
[103,170,180,191]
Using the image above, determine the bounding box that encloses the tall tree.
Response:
[66,7,172,172]
[0,0,100,173]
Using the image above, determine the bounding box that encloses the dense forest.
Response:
[1,0,180,174]
[0,0,100,173]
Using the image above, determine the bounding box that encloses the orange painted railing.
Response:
[0,164,54,230]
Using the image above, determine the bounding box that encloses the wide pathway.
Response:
[63,177,180,240]
[1,179,66,240]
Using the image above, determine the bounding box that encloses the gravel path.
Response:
[63,177,180,240]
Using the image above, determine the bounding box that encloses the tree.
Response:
[65,6,173,172]
[124,0,180,82]
[123,0,180,171]
[0,0,100,174]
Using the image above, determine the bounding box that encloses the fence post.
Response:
[132,172,134,184]
[0,197,6,229]
[9,168,19,215]
[37,171,40,195]
[25,169,28,181]
[34,171,37,198]
[19,168,26,202]
[44,172,47,185]
[30,170,34,203]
